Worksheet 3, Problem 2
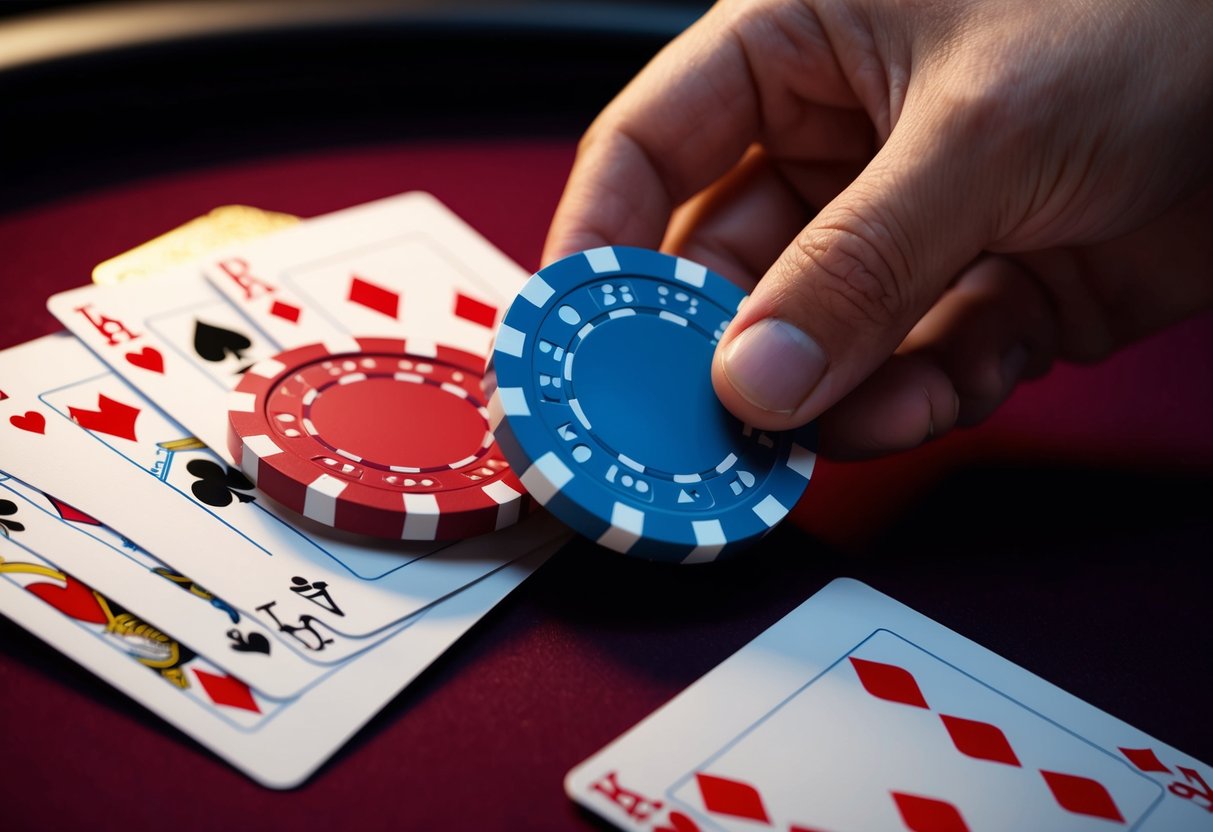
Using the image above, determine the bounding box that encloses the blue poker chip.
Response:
[484,246,817,563]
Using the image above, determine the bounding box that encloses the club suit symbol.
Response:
[187,459,256,507]
[0,499,25,536]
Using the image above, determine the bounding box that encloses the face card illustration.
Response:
[566,579,1211,832]
[200,191,527,357]
[0,522,564,788]
[0,537,277,728]
[0,474,319,698]
[0,334,568,664]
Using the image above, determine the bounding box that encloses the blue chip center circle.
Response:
[486,246,817,563]
[570,300,742,476]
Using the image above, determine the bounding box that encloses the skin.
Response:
[543,0,1213,458]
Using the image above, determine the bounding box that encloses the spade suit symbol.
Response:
[193,320,252,364]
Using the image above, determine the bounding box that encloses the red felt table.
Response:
[0,7,1210,831]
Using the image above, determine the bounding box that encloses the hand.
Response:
[544,0,1213,457]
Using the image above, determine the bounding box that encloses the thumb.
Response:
[712,118,998,431]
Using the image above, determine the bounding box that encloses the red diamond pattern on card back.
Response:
[940,714,1021,766]
[454,292,497,328]
[1040,770,1124,822]
[1119,747,1171,773]
[695,772,770,824]
[269,300,301,323]
[194,668,260,713]
[849,657,930,709]
[348,274,401,319]
[892,792,971,832]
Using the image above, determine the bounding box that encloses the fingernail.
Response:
[721,318,828,413]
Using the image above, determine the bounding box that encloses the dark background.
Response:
[0,0,712,210]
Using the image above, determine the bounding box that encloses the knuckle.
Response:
[576,117,613,157]
[786,216,910,330]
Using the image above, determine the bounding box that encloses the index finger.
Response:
[542,0,855,263]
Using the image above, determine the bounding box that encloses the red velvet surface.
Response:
[0,141,1209,830]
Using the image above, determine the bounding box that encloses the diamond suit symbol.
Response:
[1040,770,1124,822]
[849,657,930,709]
[349,274,401,319]
[269,300,301,323]
[454,292,497,327]
[892,792,971,832]
[939,714,1021,766]
[695,772,771,824]
[1119,747,1171,773]
[194,668,260,713]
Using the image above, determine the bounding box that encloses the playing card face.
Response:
[566,579,1212,831]
[200,191,526,357]
[0,333,569,668]
[0,534,281,726]
[0,525,564,788]
[52,262,302,459]
[54,243,533,557]
[0,474,320,699]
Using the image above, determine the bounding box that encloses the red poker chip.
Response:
[227,337,528,540]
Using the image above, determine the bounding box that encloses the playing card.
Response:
[50,197,540,616]
[566,579,1211,831]
[0,526,565,788]
[0,333,569,664]
[92,204,299,285]
[0,534,285,727]
[200,191,525,357]
[52,262,291,459]
[0,473,323,698]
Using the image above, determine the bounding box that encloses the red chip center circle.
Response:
[228,338,528,540]
[306,375,487,470]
